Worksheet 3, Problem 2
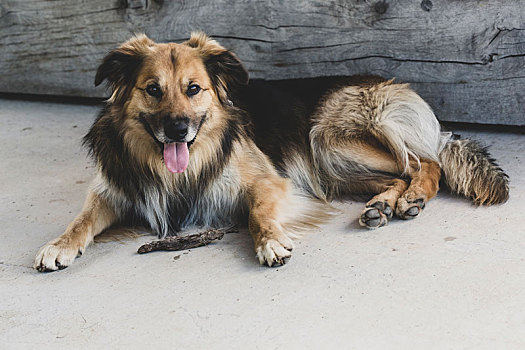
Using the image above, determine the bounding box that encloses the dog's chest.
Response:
[167,167,245,231]
[99,162,245,236]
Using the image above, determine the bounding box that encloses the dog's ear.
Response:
[95,34,154,102]
[185,32,249,104]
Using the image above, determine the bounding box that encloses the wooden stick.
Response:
[137,228,236,254]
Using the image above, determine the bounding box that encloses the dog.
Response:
[34,33,509,271]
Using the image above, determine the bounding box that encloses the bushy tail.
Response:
[439,138,509,205]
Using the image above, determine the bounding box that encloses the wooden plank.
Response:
[0,0,524,125]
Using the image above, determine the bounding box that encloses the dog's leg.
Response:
[313,137,442,224]
[247,176,295,267]
[34,191,116,272]
[359,178,409,229]
[396,159,441,219]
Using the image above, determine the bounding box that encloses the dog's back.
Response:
[238,77,508,207]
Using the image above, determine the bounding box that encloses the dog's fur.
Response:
[34,33,509,271]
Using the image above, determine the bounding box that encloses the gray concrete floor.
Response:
[1,97,524,349]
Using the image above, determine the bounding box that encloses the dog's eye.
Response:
[186,84,201,97]
[145,84,162,98]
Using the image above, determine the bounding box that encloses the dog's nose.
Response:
[164,118,189,142]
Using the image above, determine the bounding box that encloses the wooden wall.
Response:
[1,0,524,125]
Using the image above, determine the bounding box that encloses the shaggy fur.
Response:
[439,138,509,205]
[34,33,509,271]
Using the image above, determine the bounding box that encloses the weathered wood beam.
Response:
[1,0,524,125]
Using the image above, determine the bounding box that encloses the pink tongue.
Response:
[163,142,189,173]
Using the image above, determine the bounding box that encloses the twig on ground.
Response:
[137,228,238,254]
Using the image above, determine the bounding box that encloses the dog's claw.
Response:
[55,260,67,270]
[270,256,290,267]
[256,237,293,267]
[34,242,81,272]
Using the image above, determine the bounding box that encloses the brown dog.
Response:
[34,33,509,271]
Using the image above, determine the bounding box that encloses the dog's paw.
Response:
[396,196,426,220]
[359,201,393,229]
[256,236,294,267]
[34,240,84,272]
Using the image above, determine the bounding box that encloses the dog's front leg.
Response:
[34,191,116,272]
[247,176,294,267]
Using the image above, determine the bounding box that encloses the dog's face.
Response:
[95,33,248,173]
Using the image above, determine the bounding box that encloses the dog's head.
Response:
[95,33,248,173]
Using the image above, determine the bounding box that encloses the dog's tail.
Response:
[439,137,509,205]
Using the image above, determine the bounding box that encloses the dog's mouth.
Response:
[139,114,204,174]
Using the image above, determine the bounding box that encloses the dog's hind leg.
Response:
[396,159,441,219]
[310,80,449,227]
[312,135,439,225]
[359,178,408,229]
[34,191,116,272]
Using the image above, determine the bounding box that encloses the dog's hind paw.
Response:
[256,237,293,267]
[359,201,392,229]
[34,241,84,272]
[396,196,426,220]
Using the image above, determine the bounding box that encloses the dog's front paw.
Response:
[256,236,294,267]
[34,239,84,272]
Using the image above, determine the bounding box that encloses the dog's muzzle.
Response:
[161,116,206,174]
[139,113,205,174]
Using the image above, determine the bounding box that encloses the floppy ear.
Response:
[95,34,155,103]
[185,32,249,104]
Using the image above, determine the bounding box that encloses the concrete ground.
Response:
[0,97,524,349]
